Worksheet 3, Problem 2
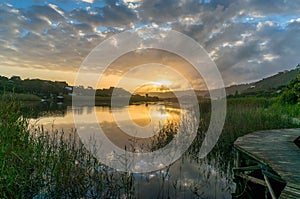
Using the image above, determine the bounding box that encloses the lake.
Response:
[26,102,235,198]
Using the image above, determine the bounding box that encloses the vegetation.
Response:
[0,95,135,198]
[12,93,41,101]
[0,76,68,98]
[279,70,300,104]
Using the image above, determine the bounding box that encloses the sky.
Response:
[1,0,300,90]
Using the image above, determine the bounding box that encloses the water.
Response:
[26,102,236,198]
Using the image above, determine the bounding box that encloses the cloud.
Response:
[1,0,300,87]
[81,0,94,3]
[122,0,142,9]
[70,2,137,26]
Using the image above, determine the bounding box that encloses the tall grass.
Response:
[0,95,36,198]
[0,95,134,198]
[202,97,300,172]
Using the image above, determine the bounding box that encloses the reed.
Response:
[0,95,134,198]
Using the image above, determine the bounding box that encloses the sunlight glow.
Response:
[153,80,172,86]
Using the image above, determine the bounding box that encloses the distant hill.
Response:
[226,68,300,96]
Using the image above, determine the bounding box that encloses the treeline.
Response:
[0,75,159,102]
[74,86,131,97]
[0,76,68,97]
[0,75,132,98]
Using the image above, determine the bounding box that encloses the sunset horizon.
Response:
[1,0,300,198]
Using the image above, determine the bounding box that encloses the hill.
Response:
[226,68,300,96]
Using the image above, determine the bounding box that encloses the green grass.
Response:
[0,95,135,198]
[269,103,300,119]
[0,93,41,101]
[227,96,274,107]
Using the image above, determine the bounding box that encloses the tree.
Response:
[280,90,297,104]
[234,90,239,97]
[280,69,300,104]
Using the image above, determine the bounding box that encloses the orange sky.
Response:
[1,49,206,92]
[13,49,203,91]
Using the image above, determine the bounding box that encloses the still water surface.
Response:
[28,102,235,198]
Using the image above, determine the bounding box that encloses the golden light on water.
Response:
[128,104,178,127]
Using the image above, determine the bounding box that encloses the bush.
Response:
[280,90,298,104]
[279,68,300,104]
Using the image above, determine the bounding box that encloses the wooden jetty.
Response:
[233,128,300,199]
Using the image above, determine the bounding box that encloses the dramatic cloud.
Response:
[0,0,300,86]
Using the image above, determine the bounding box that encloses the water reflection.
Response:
[26,102,235,198]
[29,103,183,151]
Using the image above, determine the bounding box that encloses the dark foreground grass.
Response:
[0,95,134,198]
[0,96,299,198]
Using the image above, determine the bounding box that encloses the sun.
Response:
[132,80,173,94]
[153,80,172,86]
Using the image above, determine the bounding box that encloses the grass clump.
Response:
[0,95,135,198]
[0,95,39,198]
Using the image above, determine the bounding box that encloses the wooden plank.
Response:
[279,192,299,199]
[262,170,286,184]
[233,165,260,172]
[236,173,267,187]
[264,175,276,199]
[280,185,300,199]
